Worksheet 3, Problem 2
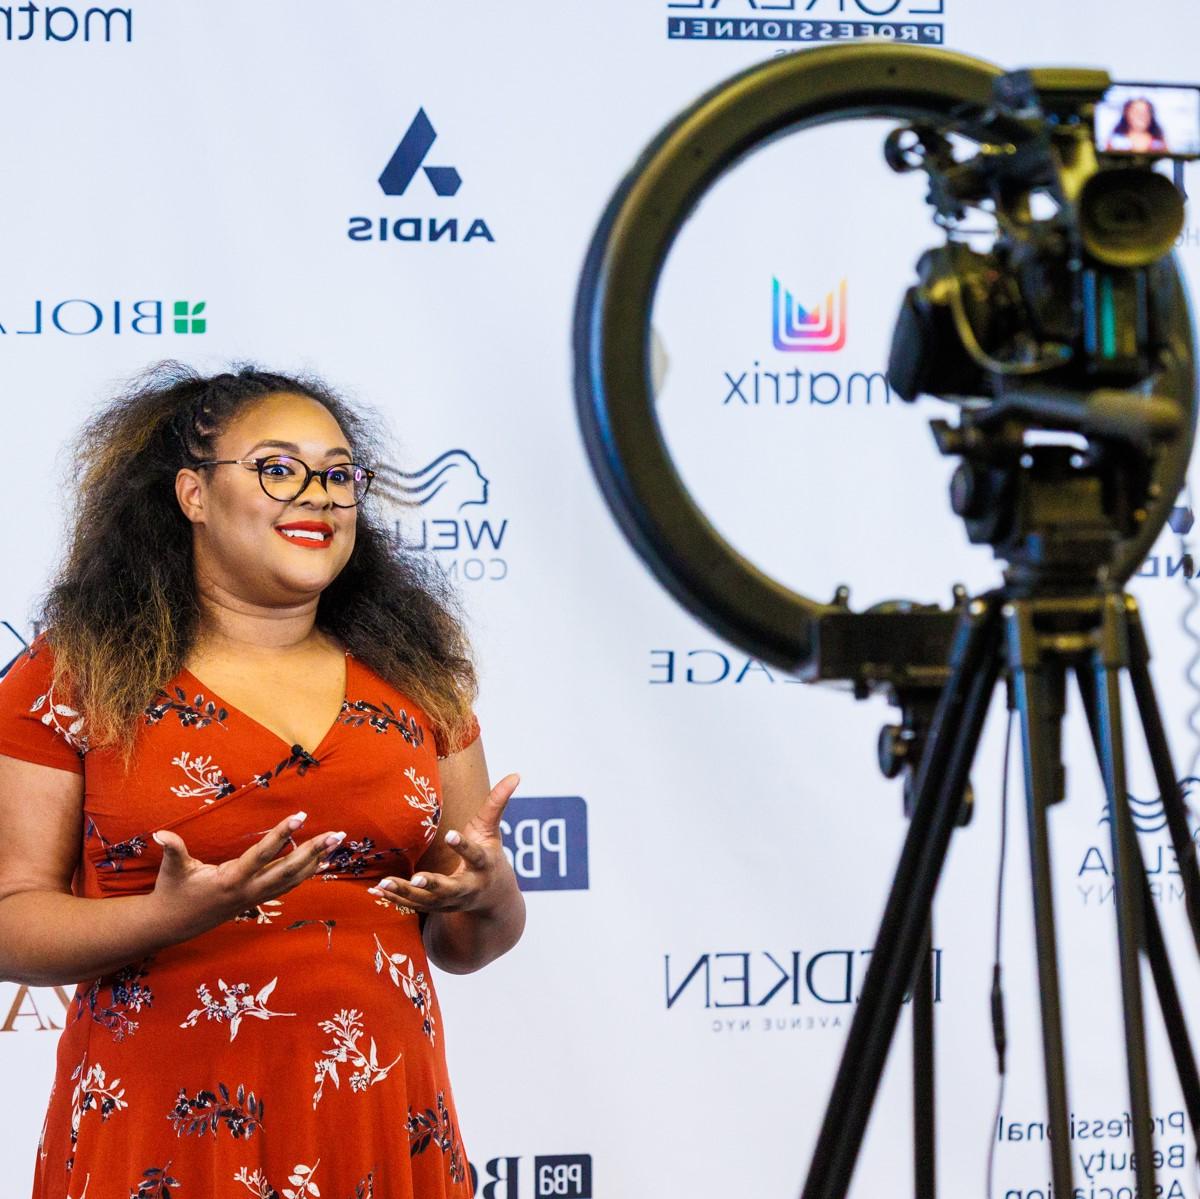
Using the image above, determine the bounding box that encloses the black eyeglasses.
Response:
[196,455,375,507]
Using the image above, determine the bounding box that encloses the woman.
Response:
[1105,96,1170,155]
[0,363,524,1198]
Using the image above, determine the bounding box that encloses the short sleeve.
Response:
[434,711,481,760]
[0,638,86,774]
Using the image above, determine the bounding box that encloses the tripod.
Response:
[800,444,1200,1199]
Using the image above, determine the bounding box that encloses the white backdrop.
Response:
[3,3,1200,1197]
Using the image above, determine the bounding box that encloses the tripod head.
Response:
[573,46,1198,691]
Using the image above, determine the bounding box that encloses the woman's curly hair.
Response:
[40,361,477,758]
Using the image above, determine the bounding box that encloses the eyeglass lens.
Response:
[259,456,370,505]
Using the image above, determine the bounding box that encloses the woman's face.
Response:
[1127,100,1153,132]
[177,391,359,608]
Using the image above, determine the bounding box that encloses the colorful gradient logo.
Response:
[772,276,847,352]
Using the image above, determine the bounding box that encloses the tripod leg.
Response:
[801,596,1003,1199]
[1077,638,1200,1145]
[912,919,935,1199]
[1124,599,1200,954]
[1083,594,1157,1199]
[1004,601,1076,1199]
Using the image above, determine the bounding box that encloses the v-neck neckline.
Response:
[177,650,352,759]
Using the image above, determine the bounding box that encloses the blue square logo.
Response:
[500,796,589,891]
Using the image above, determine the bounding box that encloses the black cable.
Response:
[987,705,1016,1199]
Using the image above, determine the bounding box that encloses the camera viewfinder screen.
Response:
[1096,83,1200,159]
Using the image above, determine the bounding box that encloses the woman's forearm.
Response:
[0,889,185,987]
[423,877,526,975]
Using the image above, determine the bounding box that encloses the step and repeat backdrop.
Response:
[3,2,1200,1197]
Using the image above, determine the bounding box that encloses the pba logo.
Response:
[377,451,509,582]
[500,797,589,892]
[0,299,206,336]
[347,109,495,245]
[467,1153,592,1199]
[772,276,847,352]
[664,0,945,45]
[1075,780,1200,908]
[665,946,943,1034]
[1,3,132,42]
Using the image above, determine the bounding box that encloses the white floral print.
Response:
[235,1158,322,1198]
[311,1008,401,1110]
[29,687,87,752]
[169,750,233,802]
[403,766,440,842]
[180,977,295,1041]
[373,933,437,1044]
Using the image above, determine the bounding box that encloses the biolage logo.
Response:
[347,109,495,245]
[376,450,509,582]
[772,276,847,352]
[664,945,944,1035]
[720,274,892,408]
[1,3,132,42]
[649,647,804,686]
[665,0,945,45]
[0,298,206,337]
[1075,779,1200,908]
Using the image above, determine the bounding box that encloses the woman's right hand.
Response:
[148,812,344,940]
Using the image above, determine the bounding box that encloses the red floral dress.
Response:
[0,637,479,1199]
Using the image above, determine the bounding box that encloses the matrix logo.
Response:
[347,110,494,245]
[379,450,508,581]
[500,797,589,892]
[721,274,893,408]
[0,299,206,336]
[1,3,132,42]
[665,0,944,45]
[772,276,847,352]
[1076,780,1200,908]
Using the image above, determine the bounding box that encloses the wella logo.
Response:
[347,110,495,245]
[378,451,509,582]
[772,276,847,352]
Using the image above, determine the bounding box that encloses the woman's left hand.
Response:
[369,772,520,913]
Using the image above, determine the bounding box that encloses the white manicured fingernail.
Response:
[325,831,346,848]
[411,875,427,888]
[378,879,396,891]
[288,811,307,829]
[151,831,165,846]
[445,830,461,845]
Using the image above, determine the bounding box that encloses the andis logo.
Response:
[772,276,847,352]
[500,797,589,892]
[378,451,508,582]
[0,621,31,679]
[0,299,206,336]
[379,108,461,197]
[347,110,495,245]
[1138,505,1196,580]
